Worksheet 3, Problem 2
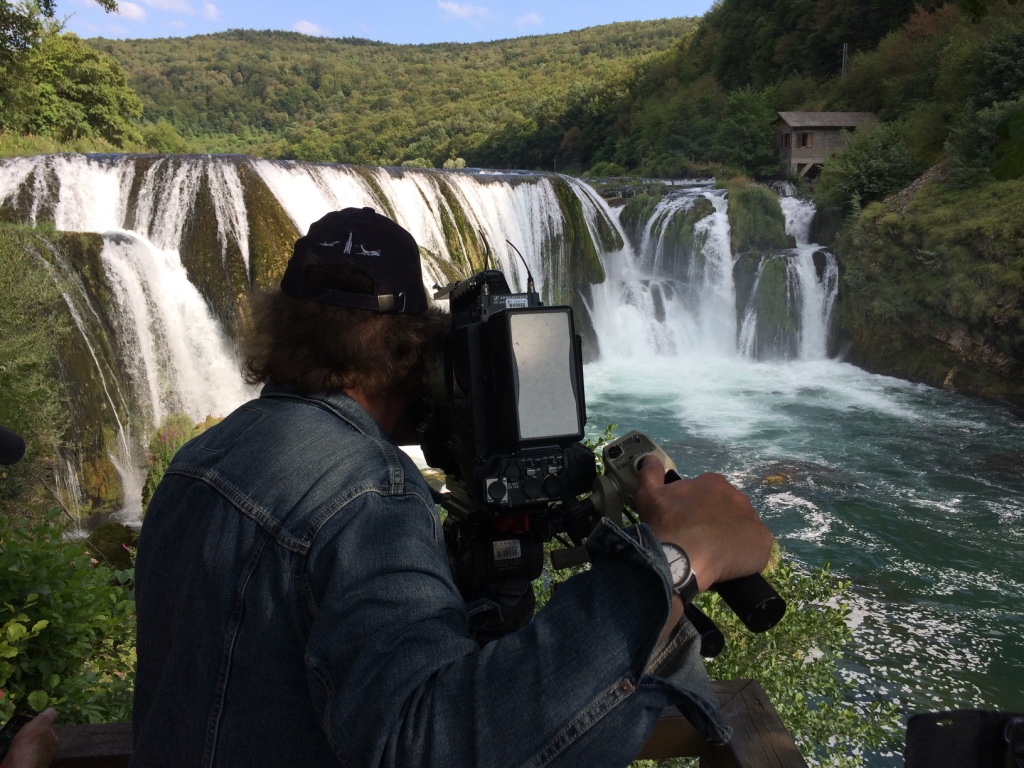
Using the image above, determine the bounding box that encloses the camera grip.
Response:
[713,573,786,633]
[664,469,786,633]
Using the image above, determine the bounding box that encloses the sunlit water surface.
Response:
[584,354,1024,764]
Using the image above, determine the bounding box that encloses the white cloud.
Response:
[438,1,489,21]
[202,2,219,20]
[142,0,195,13]
[516,12,541,28]
[293,19,328,36]
[117,1,147,20]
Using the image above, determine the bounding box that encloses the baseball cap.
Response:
[280,207,429,314]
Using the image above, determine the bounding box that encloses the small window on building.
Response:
[783,133,791,148]
[799,132,814,148]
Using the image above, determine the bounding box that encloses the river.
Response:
[585,353,1024,764]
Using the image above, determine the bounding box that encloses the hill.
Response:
[88,20,697,167]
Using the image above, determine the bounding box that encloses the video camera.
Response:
[418,262,785,647]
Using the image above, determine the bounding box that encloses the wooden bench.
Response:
[52,679,807,768]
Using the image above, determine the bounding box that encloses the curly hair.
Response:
[241,288,449,399]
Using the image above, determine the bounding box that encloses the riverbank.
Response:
[832,164,1024,407]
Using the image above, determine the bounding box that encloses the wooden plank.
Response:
[49,680,806,768]
[637,680,806,768]
[708,680,808,768]
[52,722,132,768]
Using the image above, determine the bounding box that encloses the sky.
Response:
[61,0,716,45]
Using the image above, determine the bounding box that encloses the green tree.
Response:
[712,88,780,177]
[698,558,901,766]
[140,119,190,153]
[24,31,142,144]
[815,121,918,213]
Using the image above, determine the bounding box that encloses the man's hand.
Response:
[635,455,773,592]
[1,709,59,768]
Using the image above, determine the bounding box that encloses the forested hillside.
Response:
[89,20,696,167]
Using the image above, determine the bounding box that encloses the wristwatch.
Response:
[661,542,699,605]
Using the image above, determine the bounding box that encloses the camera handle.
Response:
[663,468,787,634]
[590,430,786,636]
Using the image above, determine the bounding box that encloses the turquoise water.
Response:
[584,354,1024,762]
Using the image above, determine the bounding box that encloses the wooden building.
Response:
[777,111,876,177]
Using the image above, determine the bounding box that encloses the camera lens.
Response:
[608,446,622,460]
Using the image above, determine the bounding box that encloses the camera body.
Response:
[419,269,597,639]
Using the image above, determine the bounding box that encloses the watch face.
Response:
[669,553,691,585]
[662,542,691,587]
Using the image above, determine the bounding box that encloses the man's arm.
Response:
[635,455,773,592]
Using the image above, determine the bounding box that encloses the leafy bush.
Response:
[585,161,627,177]
[0,511,135,723]
[700,557,901,766]
[141,414,222,510]
[815,121,919,214]
[141,413,198,510]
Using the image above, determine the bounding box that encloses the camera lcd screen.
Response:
[507,309,581,441]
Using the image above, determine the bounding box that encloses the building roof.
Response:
[777,111,876,128]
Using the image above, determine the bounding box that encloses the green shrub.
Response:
[0,511,135,723]
[585,161,627,177]
[815,121,919,213]
[700,557,901,766]
[141,413,197,510]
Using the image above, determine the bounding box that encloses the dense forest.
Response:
[86,20,697,168]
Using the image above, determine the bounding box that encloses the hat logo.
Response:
[344,232,353,254]
[356,244,381,257]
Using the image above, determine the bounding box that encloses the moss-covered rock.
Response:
[239,161,299,293]
[618,192,662,249]
[745,256,799,360]
[53,230,132,512]
[725,181,795,254]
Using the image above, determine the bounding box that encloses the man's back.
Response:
[131,386,442,766]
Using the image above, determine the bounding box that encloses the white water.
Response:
[0,155,625,519]
[98,231,254,428]
[250,159,591,296]
[781,195,839,359]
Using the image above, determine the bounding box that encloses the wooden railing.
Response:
[51,679,807,768]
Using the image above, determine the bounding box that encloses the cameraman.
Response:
[131,208,772,767]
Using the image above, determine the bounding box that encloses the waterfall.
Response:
[0,154,622,518]
[780,196,839,360]
[0,154,839,518]
[97,231,255,426]
[592,182,837,363]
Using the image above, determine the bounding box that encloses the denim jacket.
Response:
[131,385,727,767]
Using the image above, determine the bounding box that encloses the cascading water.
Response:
[591,182,837,361]
[0,154,621,520]
[780,195,839,359]
[582,188,1023,766]
[98,231,255,427]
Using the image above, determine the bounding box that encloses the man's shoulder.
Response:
[166,392,432,532]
